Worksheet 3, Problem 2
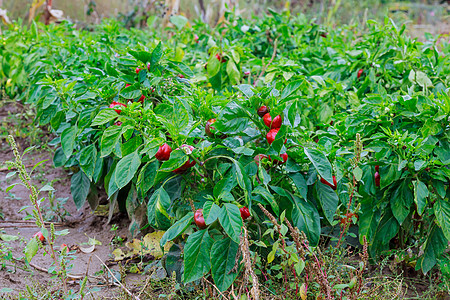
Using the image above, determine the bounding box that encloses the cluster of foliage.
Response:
[1,10,450,297]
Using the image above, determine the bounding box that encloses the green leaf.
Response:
[237,84,254,98]
[252,186,278,216]
[414,180,428,216]
[291,195,321,246]
[150,42,163,68]
[304,148,333,184]
[53,147,68,168]
[71,170,91,210]
[280,80,302,99]
[390,180,413,225]
[289,173,307,200]
[91,109,118,126]
[218,203,243,243]
[115,151,141,190]
[24,238,39,262]
[226,60,240,85]
[211,237,240,292]
[160,212,194,248]
[435,141,450,164]
[207,53,221,77]
[434,198,450,241]
[159,150,188,172]
[372,208,399,253]
[129,50,152,64]
[61,126,77,158]
[147,187,170,228]
[183,230,214,283]
[137,161,158,196]
[203,201,221,225]
[416,224,446,274]
[100,125,122,157]
[79,145,97,181]
[315,182,339,224]
[359,200,381,244]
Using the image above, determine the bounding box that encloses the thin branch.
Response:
[94,254,141,300]
[253,38,279,87]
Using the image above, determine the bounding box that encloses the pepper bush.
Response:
[1,10,450,291]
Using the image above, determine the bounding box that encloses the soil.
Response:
[0,101,147,299]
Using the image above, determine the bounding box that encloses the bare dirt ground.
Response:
[0,101,148,299]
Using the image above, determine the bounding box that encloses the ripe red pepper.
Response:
[320,32,328,38]
[109,101,126,114]
[155,143,172,161]
[215,53,226,63]
[254,154,268,166]
[147,62,151,71]
[114,121,122,126]
[173,144,196,174]
[136,67,142,74]
[374,172,380,187]
[266,128,279,145]
[125,84,131,88]
[194,209,207,229]
[257,105,270,118]
[240,207,251,220]
[357,69,364,79]
[320,176,337,190]
[375,165,379,172]
[138,94,145,103]
[263,113,282,129]
[205,118,217,138]
[33,231,45,242]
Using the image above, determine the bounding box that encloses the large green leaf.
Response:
[61,126,77,158]
[150,42,163,67]
[183,230,214,283]
[160,212,194,248]
[203,201,221,225]
[24,238,39,262]
[413,180,428,216]
[304,148,333,184]
[71,170,90,210]
[416,224,447,274]
[291,195,321,247]
[137,161,158,196]
[218,203,243,243]
[435,141,450,164]
[79,144,97,181]
[390,180,413,225]
[147,187,171,228]
[115,151,141,190]
[289,172,307,200]
[100,125,122,157]
[315,182,339,224]
[372,208,399,253]
[252,186,279,216]
[358,199,381,244]
[434,198,450,241]
[91,109,118,126]
[211,237,240,292]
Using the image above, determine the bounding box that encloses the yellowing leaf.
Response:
[300,282,307,300]
[112,248,127,261]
